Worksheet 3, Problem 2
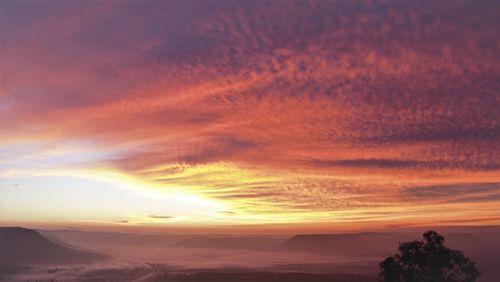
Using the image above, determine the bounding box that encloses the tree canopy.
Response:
[379,231,480,282]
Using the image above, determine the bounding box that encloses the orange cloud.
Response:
[1,0,499,228]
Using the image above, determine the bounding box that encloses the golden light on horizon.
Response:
[1,0,499,233]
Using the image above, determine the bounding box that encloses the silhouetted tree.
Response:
[379,231,480,282]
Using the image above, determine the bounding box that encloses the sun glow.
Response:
[1,0,499,232]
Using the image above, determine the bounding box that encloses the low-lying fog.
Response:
[2,226,499,281]
[40,231,377,270]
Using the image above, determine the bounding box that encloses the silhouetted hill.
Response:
[280,232,403,256]
[80,270,377,282]
[0,227,106,265]
[446,233,483,246]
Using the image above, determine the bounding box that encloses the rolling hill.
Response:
[0,227,106,265]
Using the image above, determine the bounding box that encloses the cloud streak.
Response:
[1,0,499,227]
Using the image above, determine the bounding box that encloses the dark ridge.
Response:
[80,271,377,282]
[280,232,402,256]
[0,227,107,265]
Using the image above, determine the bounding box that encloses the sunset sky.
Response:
[0,0,499,233]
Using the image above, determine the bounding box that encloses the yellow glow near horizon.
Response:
[1,1,499,232]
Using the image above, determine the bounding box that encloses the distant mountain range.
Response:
[279,232,401,256]
[2,226,500,281]
[0,227,106,265]
[279,231,496,257]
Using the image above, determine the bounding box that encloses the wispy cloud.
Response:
[148,215,174,220]
[1,0,499,227]
[403,183,500,204]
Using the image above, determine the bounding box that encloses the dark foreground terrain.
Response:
[1,226,499,281]
[104,272,376,282]
[0,227,106,265]
[1,265,376,282]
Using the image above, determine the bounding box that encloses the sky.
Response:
[0,0,499,233]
